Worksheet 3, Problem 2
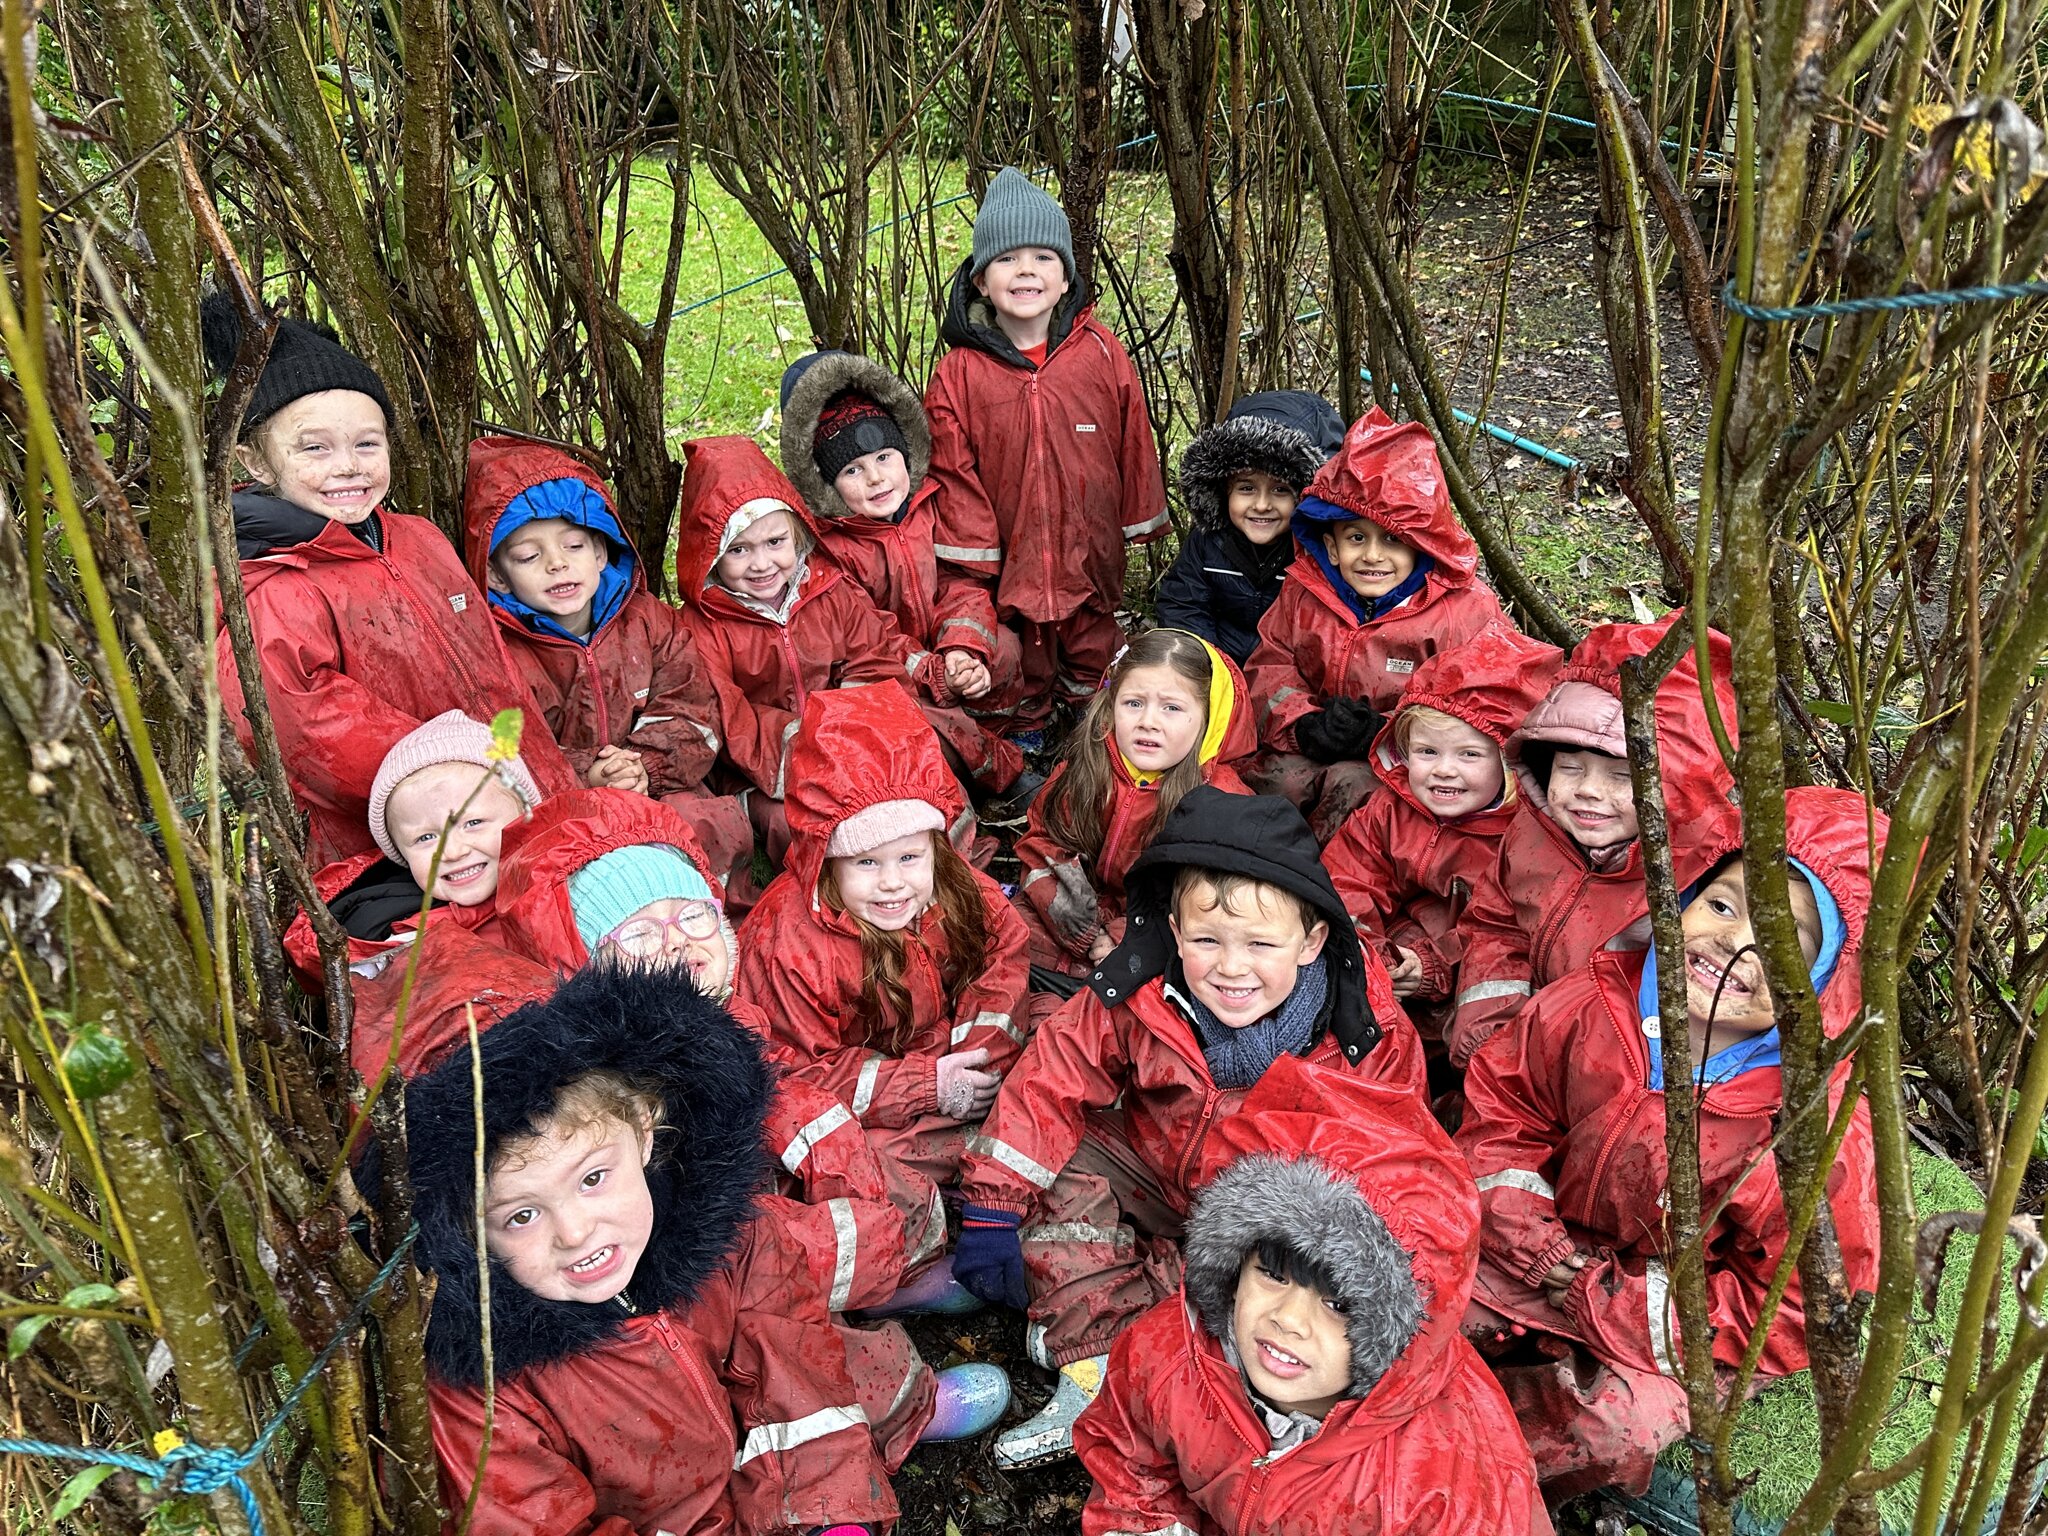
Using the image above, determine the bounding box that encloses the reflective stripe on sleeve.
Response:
[1121,508,1172,539]
[908,1185,949,1264]
[851,1053,883,1117]
[1457,979,1534,1007]
[1645,1259,1678,1375]
[1474,1169,1557,1200]
[1260,684,1300,728]
[938,617,1000,649]
[935,542,1002,563]
[827,1198,858,1311]
[952,1010,1021,1046]
[1104,1525,1202,1536]
[1021,1221,1128,1246]
[779,1102,854,1174]
[731,1404,870,1467]
[906,649,932,676]
[967,1133,1059,1190]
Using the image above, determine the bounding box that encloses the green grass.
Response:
[1664,1148,2014,1529]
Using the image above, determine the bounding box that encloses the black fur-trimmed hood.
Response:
[777,350,933,521]
[404,963,773,1387]
[1179,391,1346,531]
[1184,1151,1423,1400]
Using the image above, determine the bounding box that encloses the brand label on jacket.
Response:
[448,592,468,613]
[1385,656,1417,674]
[1075,423,1097,433]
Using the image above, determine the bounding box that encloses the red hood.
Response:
[783,681,966,903]
[1391,621,1564,745]
[493,788,724,972]
[1193,1057,1480,1445]
[460,436,632,587]
[1301,406,1478,583]
[1512,612,1739,840]
[673,435,822,604]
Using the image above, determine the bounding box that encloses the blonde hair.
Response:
[493,1069,664,1174]
[1393,704,1467,754]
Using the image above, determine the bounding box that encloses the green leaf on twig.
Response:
[60,1023,138,1100]
[49,1463,121,1522]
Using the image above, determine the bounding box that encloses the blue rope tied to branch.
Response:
[1722,275,2048,323]
[0,1225,419,1536]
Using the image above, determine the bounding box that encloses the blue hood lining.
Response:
[1291,494,1432,622]
[1638,856,1848,1089]
[486,477,634,645]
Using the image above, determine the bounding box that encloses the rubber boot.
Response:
[992,1354,1107,1468]
[917,1363,1013,1443]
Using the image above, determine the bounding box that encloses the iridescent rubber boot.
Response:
[916,1362,1014,1443]
[852,1254,985,1321]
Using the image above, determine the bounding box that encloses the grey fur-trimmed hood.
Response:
[777,350,933,521]
[1178,390,1346,531]
[1183,1151,1424,1400]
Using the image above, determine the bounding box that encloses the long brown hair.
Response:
[1039,628,1218,868]
[819,831,992,1056]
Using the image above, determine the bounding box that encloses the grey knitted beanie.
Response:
[971,168,1075,281]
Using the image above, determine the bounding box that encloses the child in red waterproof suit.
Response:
[1243,406,1506,843]
[923,168,1169,736]
[952,786,1425,1469]
[1451,613,1741,1067]
[490,787,931,1323]
[463,436,753,886]
[672,435,970,878]
[1456,786,1884,1498]
[1015,628,1255,986]
[1323,623,1562,1051]
[201,295,574,867]
[734,682,1033,1310]
[406,962,1008,1536]
[1075,1058,1551,1536]
[778,350,1029,802]
[284,711,553,1082]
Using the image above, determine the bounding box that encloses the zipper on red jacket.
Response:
[1531,864,1593,981]
[582,647,611,745]
[647,1309,726,1436]
[892,523,936,642]
[779,628,806,713]
[1028,375,1054,601]
[1175,1087,1223,1192]
[1235,1461,1274,1536]
[381,545,481,695]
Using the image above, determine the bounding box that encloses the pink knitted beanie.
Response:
[824,797,947,859]
[367,710,543,860]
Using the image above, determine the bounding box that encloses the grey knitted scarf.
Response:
[1182,956,1328,1090]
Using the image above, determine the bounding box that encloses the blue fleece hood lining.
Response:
[1291,494,1432,622]
[1638,857,1848,1089]
[486,477,634,644]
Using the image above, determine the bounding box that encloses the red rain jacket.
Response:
[1016,649,1259,961]
[429,1208,898,1536]
[491,786,909,1310]
[219,510,575,867]
[734,683,1033,1123]
[924,278,1169,624]
[1450,615,1741,1064]
[1458,787,1884,1382]
[282,850,551,1084]
[1076,1060,1549,1536]
[1325,625,1563,1003]
[1244,409,1507,748]
[673,436,946,797]
[959,962,1425,1222]
[463,438,723,797]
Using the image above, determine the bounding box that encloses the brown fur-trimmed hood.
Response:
[777,350,933,521]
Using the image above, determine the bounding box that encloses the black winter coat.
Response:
[1154,523,1289,665]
